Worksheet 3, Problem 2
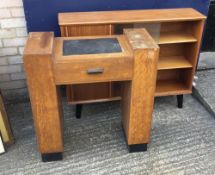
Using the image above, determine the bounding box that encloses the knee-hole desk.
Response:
[23,29,159,162]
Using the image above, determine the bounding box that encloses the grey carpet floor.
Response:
[1,95,215,175]
[195,69,215,117]
[198,52,215,70]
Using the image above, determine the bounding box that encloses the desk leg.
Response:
[121,49,159,152]
[24,51,63,162]
[76,104,83,119]
[177,95,183,108]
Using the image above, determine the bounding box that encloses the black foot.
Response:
[128,144,148,153]
[41,152,63,162]
[177,95,183,108]
[76,104,83,119]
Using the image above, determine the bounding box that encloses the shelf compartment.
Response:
[159,21,198,44]
[67,82,121,104]
[158,31,197,44]
[155,79,191,96]
[158,56,193,70]
[155,69,192,96]
[114,22,198,45]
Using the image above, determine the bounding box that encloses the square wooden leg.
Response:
[121,30,159,151]
[24,33,64,160]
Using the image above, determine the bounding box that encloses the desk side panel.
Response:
[24,33,63,153]
[122,28,159,145]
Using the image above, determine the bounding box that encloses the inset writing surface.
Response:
[63,38,122,56]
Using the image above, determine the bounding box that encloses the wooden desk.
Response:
[23,29,159,162]
[59,8,206,109]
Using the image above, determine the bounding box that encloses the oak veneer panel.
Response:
[60,24,113,36]
[157,69,181,81]
[59,8,205,25]
[67,82,121,104]
[155,68,192,96]
[159,43,185,57]
[158,32,197,44]
[160,21,188,33]
[184,20,205,89]
[122,29,159,144]
[159,21,198,44]
[68,81,122,105]
[23,32,63,153]
[158,56,192,70]
[155,79,191,96]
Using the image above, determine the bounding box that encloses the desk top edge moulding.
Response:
[58,8,206,26]
[23,28,159,162]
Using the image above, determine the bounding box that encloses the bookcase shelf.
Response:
[156,68,193,96]
[155,79,191,96]
[158,56,192,70]
[158,31,197,44]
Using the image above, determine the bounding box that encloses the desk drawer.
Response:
[54,56,133,84]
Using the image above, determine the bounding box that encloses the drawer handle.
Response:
[87,68,104,74]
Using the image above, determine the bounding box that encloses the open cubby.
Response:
[114,21,199,45]
[158,21,199,44]
[67,82,121,104]
[158,43,194,70]
[155,68,192,96]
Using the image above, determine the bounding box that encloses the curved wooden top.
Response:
[58,8,206,26]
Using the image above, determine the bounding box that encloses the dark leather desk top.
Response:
[63,38,122,56]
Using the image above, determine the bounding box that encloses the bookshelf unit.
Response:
[58,8,206,114]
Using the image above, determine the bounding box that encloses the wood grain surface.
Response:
[59,8,205,25]
[122,29,159,145]
[24,32,63,153]
[59,8,206,103]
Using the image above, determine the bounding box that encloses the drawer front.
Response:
[54,56,133,85]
